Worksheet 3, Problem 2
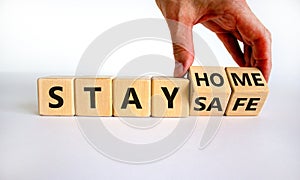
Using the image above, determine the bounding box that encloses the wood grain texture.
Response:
[151,77,189,117]
[225,67,269,116]
[37,77,75,116]
[75,77,112,116]
[113,77,151,117]
[189,66,231,116]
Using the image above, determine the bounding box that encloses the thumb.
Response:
[166,19,195,77]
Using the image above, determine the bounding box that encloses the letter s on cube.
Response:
[37,77,75,116]
[189,66,231,116]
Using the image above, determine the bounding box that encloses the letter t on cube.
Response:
[75,77,112,116]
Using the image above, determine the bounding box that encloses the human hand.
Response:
[156,0,271,81]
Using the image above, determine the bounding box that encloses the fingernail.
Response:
[174,61,184,77]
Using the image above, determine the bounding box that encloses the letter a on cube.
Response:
[189,66,231,116]
[113,77,151,117]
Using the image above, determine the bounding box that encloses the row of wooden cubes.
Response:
[37,67,269,117]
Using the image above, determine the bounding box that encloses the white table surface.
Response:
[0,73,299,180]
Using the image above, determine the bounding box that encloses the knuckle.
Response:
[264,28,272,42]
[172,44,194,61]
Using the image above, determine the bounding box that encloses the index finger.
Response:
[236,6,272,81]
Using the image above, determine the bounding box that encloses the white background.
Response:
[1,0,300,179]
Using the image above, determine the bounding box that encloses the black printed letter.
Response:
[49,86,64,108]
[121,88,142,109]
[161,87,179,108]
[84,87,102,108]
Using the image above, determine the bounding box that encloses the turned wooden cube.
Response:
[75,77,112,116]
[225,67,269,116]
[189,66,231,116]
[37,77,75,116]
[151,77,189,117]
[113,77,151,117]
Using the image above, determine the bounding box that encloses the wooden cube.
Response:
[225,67,269,116]
[151,77,189,117]
[75,77,112,116]
[113,77,151,117]
[189,66,231,116]
[37,77,75,116]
